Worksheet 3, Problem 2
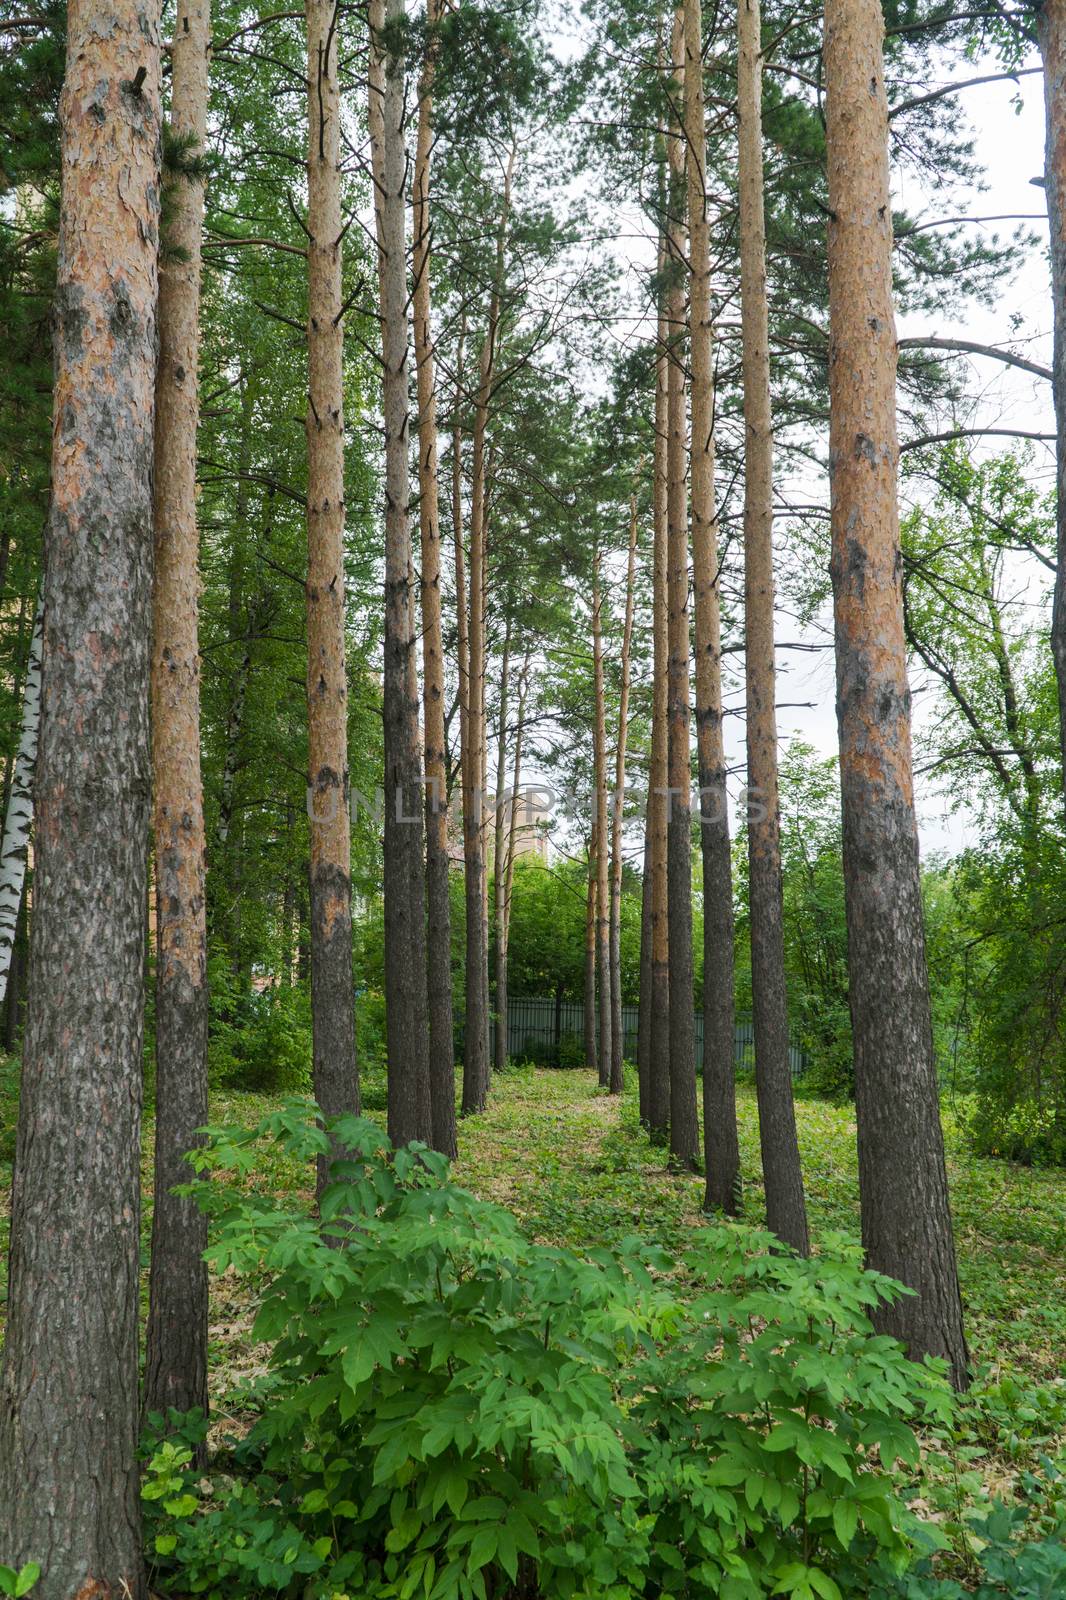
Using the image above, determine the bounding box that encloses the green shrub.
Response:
[208,984,313,1095]
[140,1101,982,1600]
[0,1053,18,1164]
[858,1501,1066,1597]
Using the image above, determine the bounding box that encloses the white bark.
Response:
[0,596,43,1007]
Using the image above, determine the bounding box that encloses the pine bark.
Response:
[737,0,809,1249]
[584,823,599,1075]
[647,259,672,1142]
[370,0,432,1144]
[495,655,529,1071]
[593,556,612,1087]
[307,0,359,1176]
[824,0,968,1384]
[636,824,653,1122]
[665,10,699,1169]
[413,0,457,1156]
[684,0,741,1214]
[461,158,512,1113]
[609,496,638,1094]
[144,0,211,1424]
[492,622,512,1068]
[0,0,160,1585]
[0,596,42,1007]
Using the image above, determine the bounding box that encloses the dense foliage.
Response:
[138,1104,959,1599]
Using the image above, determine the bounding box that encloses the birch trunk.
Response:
[370,0,432,1144]
[1039,0,1066,809]
[413,0,457,1155]
[825,0,967,1382]
[684,0,741,1214]
[609,494,638,1094]
[738,0,808,1249]
[666,7,699,1169]
[145,0,211,1425]
[0,596,42,1008]
[307,0,360,1176]
[593,555,612,1087]
[647,247,672,1142]
[462,331,490,1110]
[0,0,160,1582]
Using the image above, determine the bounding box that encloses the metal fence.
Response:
[473,995,806,1076]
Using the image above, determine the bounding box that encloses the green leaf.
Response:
[467,1526,498,1575]
[832,1497,858,1549]
[154,1535,178,1557]
[163,1493,198,1517]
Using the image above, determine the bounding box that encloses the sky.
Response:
[738,61,1055,854]
[516,24,1056,861]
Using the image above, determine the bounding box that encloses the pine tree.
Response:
[684,0,741,1213]
[144,0,212,1424]
[370,0,432,1143]
[306,0,360,1175]
[413,0,458,1155]
[824,0,967,1382]
[665,6,699,1168]
[737,0,808,1251]
[0,0,161,1583]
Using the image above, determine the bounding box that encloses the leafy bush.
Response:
[860,1501,1066,1597]
[207,982,313,1094]
[141,1101,977,1600]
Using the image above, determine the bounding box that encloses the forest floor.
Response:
[1,1059,1065,1523]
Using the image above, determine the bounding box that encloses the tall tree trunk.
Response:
[496,654,529,1073]
[461,157,512,1113]
[492,619,512,1069]
[665,9,699,1169]
[648,243,672,1143]
[413,0,457,1156]
[636,823,653,1122]
[0,0,160,1584]
[144,0,211,1425]
[307,0,360,1177]
[609,494,638,1094]
[584,823,598,1075]
[370,0,432,1144]
[0,596,42,1007]
[738,0,807,1249]
[462,332,490,1111]
[824,0,968,1384]
[593,555,612,1087]
[2,882,27,1054]
[1039,0,1066,810]
[451,358,478,1109]
[213,377,257,979]
[684,0,741,1214]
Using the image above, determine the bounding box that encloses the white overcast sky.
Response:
[524,25,1055,859]
[774,66,1054,853]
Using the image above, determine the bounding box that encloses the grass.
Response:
[1,1057,1065,1523]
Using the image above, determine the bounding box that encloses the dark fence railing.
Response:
[463,996,806,1076]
